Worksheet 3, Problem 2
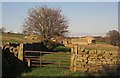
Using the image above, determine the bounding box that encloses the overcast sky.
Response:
[1,2,118,37]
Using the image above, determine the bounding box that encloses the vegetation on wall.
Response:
[53,46,71,52]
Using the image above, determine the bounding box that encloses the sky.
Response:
[1,2,118,37]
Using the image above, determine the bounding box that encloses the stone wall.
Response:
[2,42,48,61]
[63,36,96,47]
[71,46,120,76]
[71,38,88,45]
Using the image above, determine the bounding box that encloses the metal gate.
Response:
[24,50,71,69]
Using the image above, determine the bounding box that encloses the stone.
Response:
[97,56,103,59]
[88,60,95,64]
[76,59,82,62]
[88,58,92,61]
[84,49,89,53]
[89,56,96,59]
[77,57,83,60]
[76,62,86,65]
[101,50,105,53]
[76,68,88,72]
[97,50,102,54]
[77,55,82,57]
[76,65,82,68]
[94,50,97,53]
[80,47,85,52]
[101,61,107,64]
[106,60,113,64]
[83,60,88,62]
[77,46,81,53]
[111,51,118,55]
[84,65,91,68]
[82,57,87,60]
[83,54,89,58]
[91,54,97,57]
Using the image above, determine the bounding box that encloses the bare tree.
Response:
[0,27,6,33]
[22,5,69,40]
[106,30,120,46]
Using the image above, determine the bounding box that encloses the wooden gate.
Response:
[24,50,71,69]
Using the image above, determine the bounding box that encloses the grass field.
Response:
[20,67,91,77]
[18,53,91,77]
[3,52,91,77]
[1,33,118,51]
[2,33,25,38]
[1,33,40,43]
[77,43,118,51]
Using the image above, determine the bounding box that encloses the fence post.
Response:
[27,59,31,67]
[73,45,77,71]
[59,55,60,68]
[70,46,74,71]
[18,43,23,61]
[70,45,77,71]
[40,52,41,67]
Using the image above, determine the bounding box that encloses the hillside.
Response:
[0,33,41,43]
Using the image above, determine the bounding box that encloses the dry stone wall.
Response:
[2,42,48,61]
[71,46,120,76]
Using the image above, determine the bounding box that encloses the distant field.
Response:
[96,41,108,44]
[1,33,40,43]
[2,33,25,38]
[78,44,118,51]
[1,33,119,51]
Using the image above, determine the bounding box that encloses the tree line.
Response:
[95,30,120,46]
[106,30,120,46]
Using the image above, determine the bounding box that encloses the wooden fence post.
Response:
[27,59,31,67]
[18,43,23,61]
[70,45,77,71]
[59,55,60,68]
[70,46,74,71]
[73,45,77,71]
[40,52,41,67]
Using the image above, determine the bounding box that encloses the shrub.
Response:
[53,46,71,52]
[41,40,64,51]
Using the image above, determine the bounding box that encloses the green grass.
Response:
[20,67,90,77]
[81,47,118,52]
[18,53,91,77]
[1,33,25,43]
[78,44,118,51]
[1,33,39,43]
[40,53,70,67]
[53,46,71,52]
[1,33,42,43]
[2,39,21,43]
[3,52,91,77]
[96,41,108,44]
[2,33,25,38]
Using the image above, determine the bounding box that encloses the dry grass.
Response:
[1,33,41,43]
[78,43,118,51]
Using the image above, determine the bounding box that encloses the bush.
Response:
[41,40,64,51]
[53,46,71,52]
